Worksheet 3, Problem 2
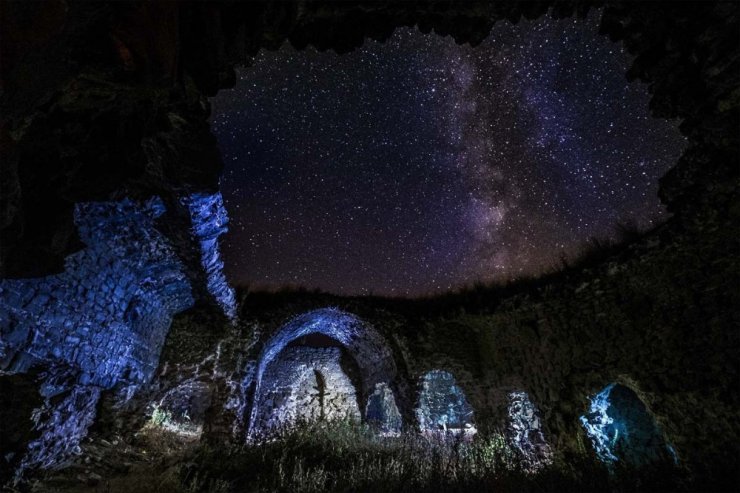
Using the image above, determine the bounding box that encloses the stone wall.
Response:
[0,197,193,385]
[182,193,237,322]
[365,382,403,434]
[95,205,738,484]
[415,369,474,432]
[0,193,235,477]
[252,346,360,434]
[579,383,674,466]
[153,205,734,478]
[399,212,740,479]
[0,197,194,476]
[507,391,553,469]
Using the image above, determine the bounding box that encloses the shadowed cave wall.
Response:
[0,0,738,488]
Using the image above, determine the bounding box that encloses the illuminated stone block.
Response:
[366,382,402,435]
[416,370,475,435]
[580,383,676,466]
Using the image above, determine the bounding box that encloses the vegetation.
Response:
[173,421,688,493]
[26,420,703,492]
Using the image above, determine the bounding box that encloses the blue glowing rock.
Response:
[416,369,474,432]
[580,383,676,466]
[0,197,193,387]
[507,391,553,468]
[182,192,237,321]
[366,382,402,434]
[0,197,197,473]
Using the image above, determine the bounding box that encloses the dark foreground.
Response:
[16,421,736,493]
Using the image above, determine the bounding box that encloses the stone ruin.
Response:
[0,0,737,488]
[365,382,403,435]
[506,391,553,469]
[0,194,235,476]
[580,383,676,466]
[416,370,476,436]
[247,308,397,438]
[252,346,361,433]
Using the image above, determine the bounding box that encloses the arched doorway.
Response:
[252,345,361,433]
[248,308,397,437]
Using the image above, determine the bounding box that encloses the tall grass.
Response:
[179,420,689,493]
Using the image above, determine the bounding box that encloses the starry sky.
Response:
[210,11,686,297]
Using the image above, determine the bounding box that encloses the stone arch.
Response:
[415,369,475,435]
[151,379,214,438]
[580,383,676,466]
[248,308,396,436]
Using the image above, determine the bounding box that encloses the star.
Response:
[210,9,686,297]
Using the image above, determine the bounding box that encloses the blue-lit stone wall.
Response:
[0,197,193,385]
[580,383,676,466]
[0,197,196,472]
[252,346,360,433]
[506,391,552,469]
[365,382,402,435]
[20,370,102,473]
[247,308,397,437]
[182,193,237,321]
[416,370,475,432]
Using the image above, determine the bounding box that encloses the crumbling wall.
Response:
[182,193,237,321]
[579,383,674,466]
[104,211,737,483]
[404,212,740,477]
[0,197,195,476]
[507,391,553,469]
[253,346,360,433]
[415,370,474,432]
[366,382,403,434]
[0,197,193,385]
[0,193,234,477]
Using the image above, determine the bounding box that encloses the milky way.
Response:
[211,11,687,296]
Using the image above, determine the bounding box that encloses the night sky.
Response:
[210,11,686,297]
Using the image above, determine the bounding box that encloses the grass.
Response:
[175,421,689,493]
[24,420,717,493]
